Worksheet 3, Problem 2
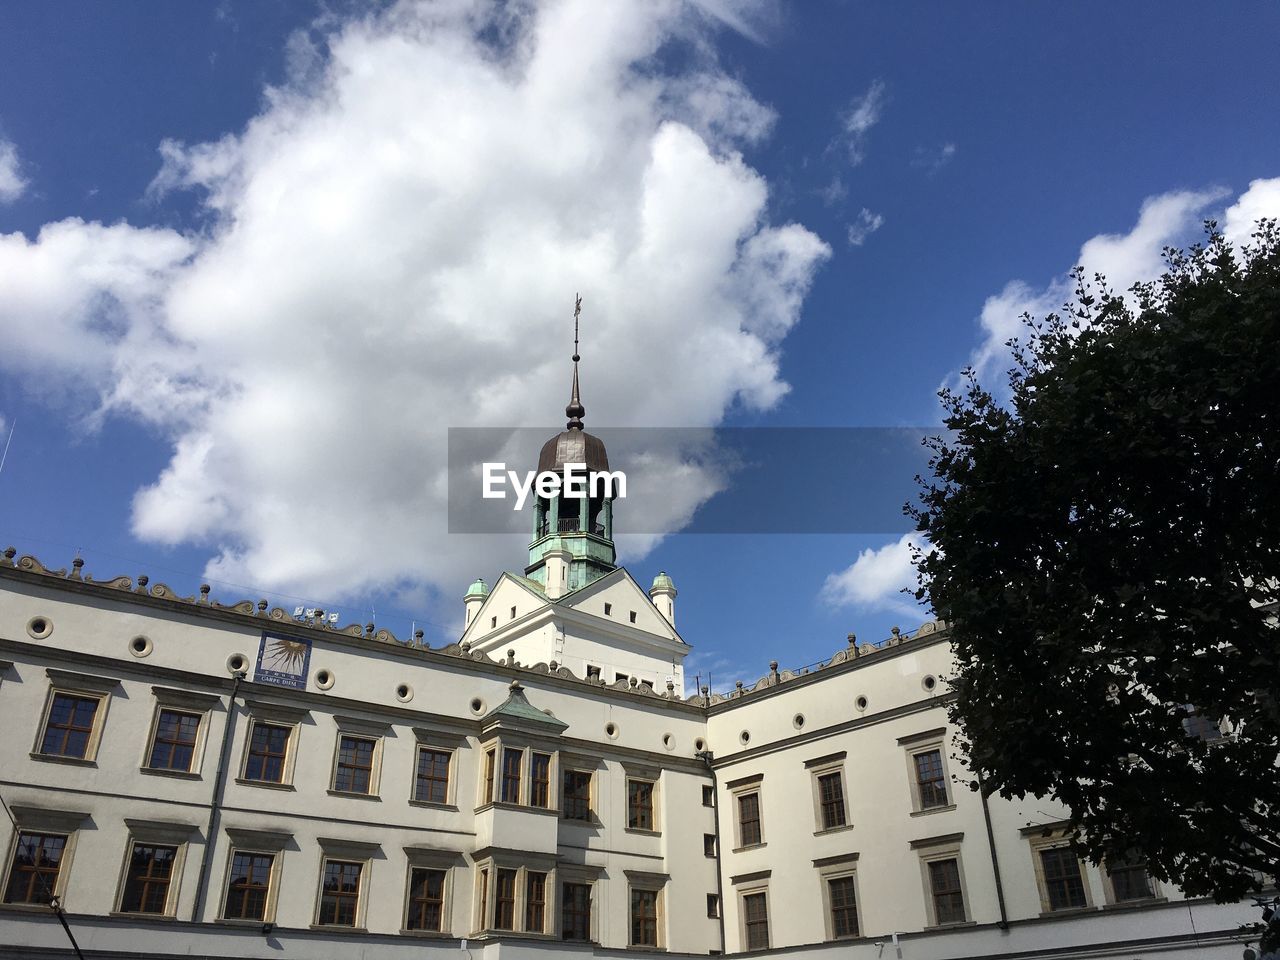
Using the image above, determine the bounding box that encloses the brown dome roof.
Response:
[538,428,610,475]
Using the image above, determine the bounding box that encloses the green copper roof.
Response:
[481,680,568,732]
[650,570,676,592]
[465,577,490,599]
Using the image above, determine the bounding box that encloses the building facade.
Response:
[0,372,1263,959]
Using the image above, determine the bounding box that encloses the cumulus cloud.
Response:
[1223,176,1280,248]
[820,533,928,619]
[962,185,1246,387]
[0,0,829,613]
[0,139,28,203]
[839,79,885,166]
[846,207,884,246]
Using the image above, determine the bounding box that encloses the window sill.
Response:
[216,917,275,927]
[474,801,559,817]
[910,803,956,817]
[1038,906,1095,918]
[326,789,381,801]
[561,815,601,828]
[309,924,368,934]
[408,799,459,812]
[814,824,854,837]
[625,827,662,838]
[1102,896,1167,910]
[139,766,202,780]
[0,901,67,913]
[732,842,767,854]
[925,919,975,930]
[234,777,295,791]
[399,928,454,938]
[109,910,177,921]
[29,752,95,767]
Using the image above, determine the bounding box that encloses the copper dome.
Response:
[537,429,610,475]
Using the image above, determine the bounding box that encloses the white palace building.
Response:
[0,352,1263,960]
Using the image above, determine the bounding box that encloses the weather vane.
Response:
[573,293,582,362]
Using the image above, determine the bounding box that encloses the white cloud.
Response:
[964,186,1236,387]
[0,0,829,611]
[0,139,28,203]
[839,79,885,166]
[911,141,955,175]
[1223,176,1280,248]
[820,533,927,618]
[846,207,884,246]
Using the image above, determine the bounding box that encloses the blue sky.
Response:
[1,1,1278,692]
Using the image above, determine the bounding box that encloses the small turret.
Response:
[649,570,677,626]
[464,578,489,625]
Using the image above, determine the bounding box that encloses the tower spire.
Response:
[566,293,585,430]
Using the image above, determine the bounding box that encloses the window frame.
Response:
[401,846,461,936]
[806,752,851,834]
[141,686,220,778]
[739,884,771,951]
[897,728,955,815]
[1,806,89,909]
[910,833,970,928]
[1025,827,1093,914]
[220,827,290,924]
[113,818,198,918]
[1103,854,1161,905]
[32,671,118,764]
[559,875,596,942]
[236,701,308,789]
[328,716,390,799]
[813,852,861,942]
[410,731,462,809]
[313,838,380,930]
[727,773,765,851]
[626,777,658,834]
[471,852,561,937]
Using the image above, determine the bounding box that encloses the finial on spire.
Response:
[566,293,585,430]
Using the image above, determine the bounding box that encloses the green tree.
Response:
[911,222,1280,901]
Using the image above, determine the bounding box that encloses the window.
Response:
[414,747,451,805]
[817,771,847,830]
[828,875,859,938]
[1107,856,1155,903]
[702,785,715,807]
[562,881,592,940]
[586,665,601,681]
[406,867,446,931]
[704,834,717,858]
[628,779,655,831]
[477,869,489,931]
[146,709,201,772]
[494,869,517,929]
[526,871,547,932]
[928,858,966,924]
[742,891,770,950]
[630,888,659,947]
[38,693,100,759]
[563,769,592,821]
[500,748,522,804]
[318,859,363,927]
[1039,847,1087,911]
[3,833,65,904]
[222,851,274,920]
[913,750,948,810]
[119,843,176,914]
[629,610,637,623]
[243,721,291,783]
[333,735,377,794]
[530,753,551,808]
[614,672,629,685]
[490,616,497,629]
[484,749,496,804]
[604,603,612,616]
[640,679,654,691]
[738,792,762,847]
[706,893,720,918]
[510,606,517,619]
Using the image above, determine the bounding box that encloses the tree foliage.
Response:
[911,222,1280,901]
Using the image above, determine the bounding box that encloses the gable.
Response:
[558,568,683,644]
[459,573,550,646]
